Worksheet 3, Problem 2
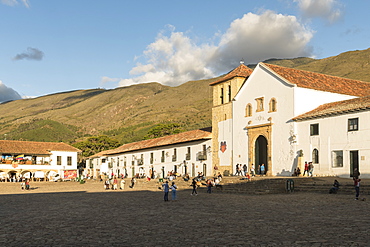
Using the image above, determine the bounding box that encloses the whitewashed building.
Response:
[0,140,81,181]
[212,62,370,178]
[86,128,212,179]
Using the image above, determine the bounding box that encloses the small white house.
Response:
[0,140,81,181]
[87,128,212,179]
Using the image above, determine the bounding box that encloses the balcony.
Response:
[197,151,207,161]
[185,153,190,160]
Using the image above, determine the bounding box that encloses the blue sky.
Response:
[0,0,369,101]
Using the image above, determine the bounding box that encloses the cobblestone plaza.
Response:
[0,180,369,246]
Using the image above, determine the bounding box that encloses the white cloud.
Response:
[1,0,29,7]
[0,81,22,103]
[295,0,343,23]
[111,10,314,88]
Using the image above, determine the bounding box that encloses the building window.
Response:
[57,156,62,165]
[310,124,319,136]
[312,149,319,164]
[228,85,231,102]
[245,104,252,117]
[255,97,264,112]
[124,156,127,166]
[348,118,359,131]
[332,151,343,168]
[67,156,72,166]
[186,147,191,160]
[220,88,224,104]
[269,98,277,112]
[161,151,165,163]
[150,153,154,164]
[172,148,177,162]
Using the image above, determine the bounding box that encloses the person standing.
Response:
[25,179,30,190]
[250,164,255,177]
[260,164,265,175]
[242,164,248,176]
[206,179,213,193]
[303,161,309,176]
[112,177,118,190]
[170,182,177,200]
[191,178,198,195]
[120,179,125,190]
[162,181,170,202]
[354,177,361,200]
[20,178,25,190]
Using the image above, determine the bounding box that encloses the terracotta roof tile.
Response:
[293,96,370,121]
[0,140,81,155]
[106,128,212,155]
[263,63,370,97]
[209,64,253,85]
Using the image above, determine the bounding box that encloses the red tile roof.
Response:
[106,128,212,155]
[209,64,253,85]
[262,63,370,97]
[0,140,81,155]
[293,96,370,121]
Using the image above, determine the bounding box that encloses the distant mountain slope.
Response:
[1,48,369,144]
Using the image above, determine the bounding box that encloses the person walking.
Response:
[191,178,198,195]
[170,182,177,200]
[354,177,361,200]
[162,181,170,202]
[308,162,314,177]
[242,164,248,176]
[130,177,136,188]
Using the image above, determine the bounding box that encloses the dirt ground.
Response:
[0,180,369,246]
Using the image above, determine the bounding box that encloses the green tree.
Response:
[73,135,121,157]
[144,123,182,139]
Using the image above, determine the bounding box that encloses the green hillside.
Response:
[1,48,370,148]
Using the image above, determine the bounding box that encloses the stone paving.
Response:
[0,179,369,246]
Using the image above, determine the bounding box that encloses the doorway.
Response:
[255,135,268,174]
[350,150,359,177]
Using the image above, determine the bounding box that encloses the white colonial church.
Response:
[211,62,370,178]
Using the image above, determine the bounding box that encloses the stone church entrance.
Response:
[247,123,272,176]
[255,135,268,174]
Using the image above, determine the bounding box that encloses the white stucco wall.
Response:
[233,64,297,175]
[294,87,356,116]
[296,110,370,178]
[91,139,212,179]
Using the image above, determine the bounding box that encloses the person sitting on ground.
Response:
[183,173,190,181]
[241,173,251,181]
[329,179,340,194]
[217,172,223,182]
[214,178,222,190]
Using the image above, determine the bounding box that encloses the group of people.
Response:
[292,161,314,177]
[162,181,177,201]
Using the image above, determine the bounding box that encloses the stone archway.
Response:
[246,123,273,176]
[255,135,268,174]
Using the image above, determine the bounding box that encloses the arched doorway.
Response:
[255,135,268,175]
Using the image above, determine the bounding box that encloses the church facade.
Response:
[211,62,370,178]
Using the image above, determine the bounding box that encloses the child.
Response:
[20,179,25,190]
